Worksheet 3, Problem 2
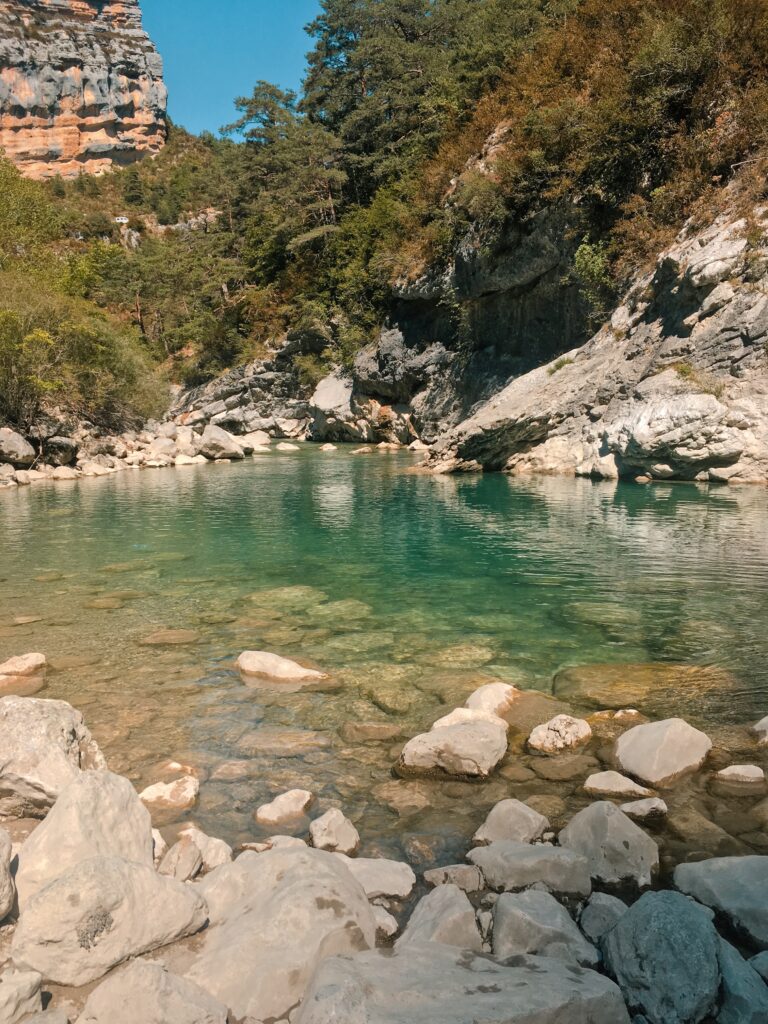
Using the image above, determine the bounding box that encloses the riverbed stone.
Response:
[397,719,507,779]
[554,662,738,712]
[159,837,203,882]
[0,695,106,816]
[236,650,326,682]
[530,752,598,781]
[619,797,668,822]
[0,652,46,676]
[579,891,627,944]
[186,847,375,1021]
[198,424,244,460]
[674,856,768,948]
[255,788,314,826]
[15,770,154,908]
[615,717,712,787]
[423,863,483,892]
[667,805,748,856]
[492,889,598,966]
[473,798,549,845]
[601,890,720,1024]
[711,764,766,796]
[717,937,768,1024]
[528,714,592,754]
[335,854,416,899]
[584,771,653,799]
[76,960,228,1024]
[309,807,360,854]
[0,427,35,467]
[140,775,200,816]
[468,840,591,896]
[0,967,42,1024]
[11,855,208,986]
[559,801,658,887]
[396,883,482,951]
[296,943,630,1024]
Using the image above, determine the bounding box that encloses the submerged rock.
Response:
[236,650,326,682]
[554,663,738,711]
[492,889,598,966]
[615,717,712,787]
[296,943,630,1024]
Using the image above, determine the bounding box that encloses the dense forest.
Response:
[1,0,767,428]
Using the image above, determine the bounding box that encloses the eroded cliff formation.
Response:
[0,0,166,178]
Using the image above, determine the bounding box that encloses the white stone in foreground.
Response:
[15,770,153,908]
[529,714,592,754]
[12,855,207,986]
[0,695,106,816]
[0,967,42,1024]
[616,718,712,787]
[309,807,360,855]
[186,847,375,1022]
[465,682,520,717]
[0,653,46,676]
[398,719,508,778]
[335,854,416,900]
[140,775,199,815]
[76,960,228,1024]
[236,650,326,681]
[296,943,630,1024]
[473,798,549,845]
[559,802,658,887]
[584,770,653,799]
[395,884,482,951]
[255,788,314,826]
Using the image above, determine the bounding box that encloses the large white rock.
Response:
[674,856,768,948]
[185,847,375,1021]
[255,789,314,826]
[0,827,15,921]
[309,807,360,855]
[0,653,46,676]
[615,718,712,787]
[464,682,520,717]
[11,855,208,986]
[335,854,416,900]
[398,719,508,779]
[236,650,326,682]
[296,942,630,1024]
[76,960,228,1024]
[140,775,199,816]
[583,770,653,799]
[0,967,42,1024]
[528,714,592,754]
[492,889,598,966]
[468,840,591,897]
[0,427,35,467]
[473,798,549,845]
[396,884,482,951]
[559,801,658,887]
[0,696,106,816]
[15,771,153,909]
[198,424,244,460]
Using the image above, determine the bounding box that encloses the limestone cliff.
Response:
[0,0,166,178]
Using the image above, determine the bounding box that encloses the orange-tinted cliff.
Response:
[0,0,166,178]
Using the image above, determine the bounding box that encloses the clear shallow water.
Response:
[1,450,768,856]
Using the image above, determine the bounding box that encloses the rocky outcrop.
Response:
[0,0,166,179]
[426,210,768,482]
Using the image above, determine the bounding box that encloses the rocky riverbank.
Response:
[1,647,768,1022]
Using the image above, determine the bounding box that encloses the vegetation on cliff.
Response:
[1,0,767,426]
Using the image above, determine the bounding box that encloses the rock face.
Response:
[297,943,630,1024]
[0,0,167,179]
[426,210,768,483]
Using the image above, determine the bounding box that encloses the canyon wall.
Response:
[0,0,166,178]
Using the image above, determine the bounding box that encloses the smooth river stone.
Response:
[554,662,738,711]
[236,650,326,682]
[615,718,712,787]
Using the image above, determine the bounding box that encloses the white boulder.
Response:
[751,715,768,745]
[583,770,653,799]
[335,854,416,900]
[423,863,483,893]
[468,840,591,897]
[473,798,549,845]
[615,718,711,787]
[140,775,199,816]
[620,797,668,822]
[159,837,203,882]
[396,884,482,951]
[236,650,326,682]
[198,424,244,460]
[579,892,627,944]
[398,719,507,779]
[0,653,46,676]
[0,827,15,921]
[465,682,520,717]
[255,789,314,826]
[492,889,598,966]
[309,807,360,855]
[559,801,658,887]
[528,714,592,754]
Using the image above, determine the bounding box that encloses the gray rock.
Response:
[158,837,203,882]
[397,719,507,779]
[0,967,42,1024]
[296,942,630,1024]
[579,891,627,944]
[674,856,768,948]
[602,890,720,1024]
[0,695,106,817]
[198,424,245,460]
[473,798,549,844]
[11,855,208,986]
[749,950,768,983]
[44,436,78,466]
[615,718,712,788]
[468,840,591,896]
[558,801,658,887]
[0,826,15,921]
[335,854,416,899]
[492,889,598,966]
[423,863,483,893]
[76,960,228,1024]
[717,938,768,1024]
[185,846,375,1022]
[0,427,35,467]
[15,770,154,908]
[396,883,482,951]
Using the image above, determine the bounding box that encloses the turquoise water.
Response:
[1,450,767,854]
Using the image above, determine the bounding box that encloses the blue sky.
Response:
[141,1,322,135]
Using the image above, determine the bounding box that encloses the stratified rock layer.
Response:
[0,0,166,179]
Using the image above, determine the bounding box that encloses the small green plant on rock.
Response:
[548,356,575,376]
